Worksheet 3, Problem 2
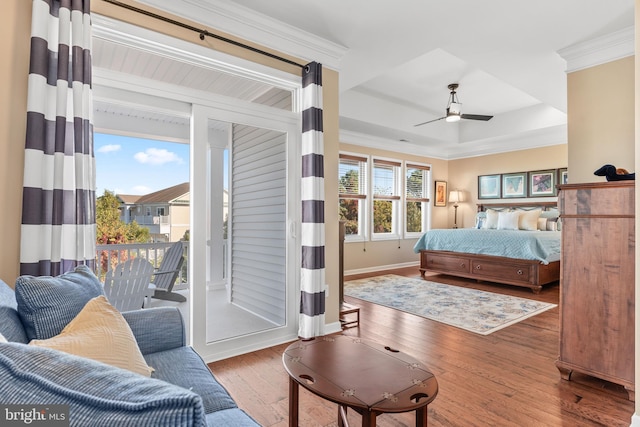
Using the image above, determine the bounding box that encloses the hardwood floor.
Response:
[208,267,635,426]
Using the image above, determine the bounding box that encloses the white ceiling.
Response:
[126,0,634,158]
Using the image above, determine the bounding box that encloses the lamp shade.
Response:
[449,190,462,204]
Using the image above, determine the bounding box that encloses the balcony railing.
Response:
[130,215,170,225]
[95,240,228,287]
[95,241,189,289]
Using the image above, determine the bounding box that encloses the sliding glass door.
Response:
[190,105,300,362]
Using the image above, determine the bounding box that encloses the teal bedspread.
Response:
[412,229,561,264]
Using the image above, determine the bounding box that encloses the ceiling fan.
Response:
[414,83,493,127]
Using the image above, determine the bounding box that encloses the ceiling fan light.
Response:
[445,108,461,122]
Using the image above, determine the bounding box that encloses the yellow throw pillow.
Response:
[518,209,542,231]
[29,296,153,377]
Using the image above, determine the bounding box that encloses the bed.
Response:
[414,202,561,293]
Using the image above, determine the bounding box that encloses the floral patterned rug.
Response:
[344,274,556,335]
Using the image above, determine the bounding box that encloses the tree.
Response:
[405,169,424,232]
[338,169,360,234]
[96,190,150,274]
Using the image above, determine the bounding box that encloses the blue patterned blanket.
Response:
[413,229,561,264]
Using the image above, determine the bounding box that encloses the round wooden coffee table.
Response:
[282,335,438,426]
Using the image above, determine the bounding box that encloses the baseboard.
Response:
[324,321,343,335]
[344,261,420,277]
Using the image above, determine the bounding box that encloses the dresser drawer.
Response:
[425,253,470,273]
[470,260,532,284]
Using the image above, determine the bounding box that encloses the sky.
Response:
[94,133,190,197]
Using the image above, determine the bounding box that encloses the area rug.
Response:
[344,274,556,335]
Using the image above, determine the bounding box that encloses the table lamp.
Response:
[449,190,462,229]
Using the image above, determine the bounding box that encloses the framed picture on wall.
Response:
[478,174,501,199]
[434,180,447,206]
[501,172,527,198]
[529,169,557,197]
[558,167,568,185]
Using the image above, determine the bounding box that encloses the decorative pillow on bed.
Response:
[483,209,499,229]
[475,212,486,229]
[518,209,541,231]
[540,209,561,230]
[497,211,520,230]
[537,217,548,231]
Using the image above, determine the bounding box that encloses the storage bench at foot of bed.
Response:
[419,250,560,293]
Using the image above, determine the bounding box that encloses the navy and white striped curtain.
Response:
[299,62,325,338]
[21,0,96,276]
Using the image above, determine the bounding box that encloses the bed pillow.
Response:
[497,211,520,230]
[546,218,559,231]
[29,296,153,377]
[483,209,499,229]
[540,209,561,230]
[518,209,541,231]
[0,332,6,343]
[15,265,104,341]
[537,217,548,231]
[475,212,486,229]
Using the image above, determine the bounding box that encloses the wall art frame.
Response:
[478,174,501,199]
[434,180,447,206]
[501,172,527,198]
[528,169,557,197]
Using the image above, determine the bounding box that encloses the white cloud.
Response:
[134,148,183,165]
[97,144,121,153]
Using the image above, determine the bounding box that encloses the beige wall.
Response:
[449,144,568,228]
[568,56,635,183]
[339,143,449,272]
[0,0,31,284]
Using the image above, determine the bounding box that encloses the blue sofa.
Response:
[0,272,260,427]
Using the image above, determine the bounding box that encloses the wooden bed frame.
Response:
[418,202,560,293]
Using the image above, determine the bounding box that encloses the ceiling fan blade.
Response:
[414,117,445,127]
[461,114,493,121]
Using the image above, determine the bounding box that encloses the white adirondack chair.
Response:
[151,241,186,302]
[104,258,155,312]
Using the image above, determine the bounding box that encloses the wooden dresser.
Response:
[556,181,635,400]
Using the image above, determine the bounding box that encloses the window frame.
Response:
[371,157,402,241]
[338,152,368,242]
[404,162,431,238]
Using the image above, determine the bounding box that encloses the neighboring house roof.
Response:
[117,194,142,204]
[135,182,190,205]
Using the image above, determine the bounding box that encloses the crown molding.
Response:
[558,26,634,73]
[340,125,567,161]
[339,130,449,160]
[135,0,348,70]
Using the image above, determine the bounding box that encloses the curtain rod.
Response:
[102,0,306,69]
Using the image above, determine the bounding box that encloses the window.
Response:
[372,158,401,239]
[157,207,166,216]
[338,154,367,240]
[339,152,432,242]
[405,163,430,236]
